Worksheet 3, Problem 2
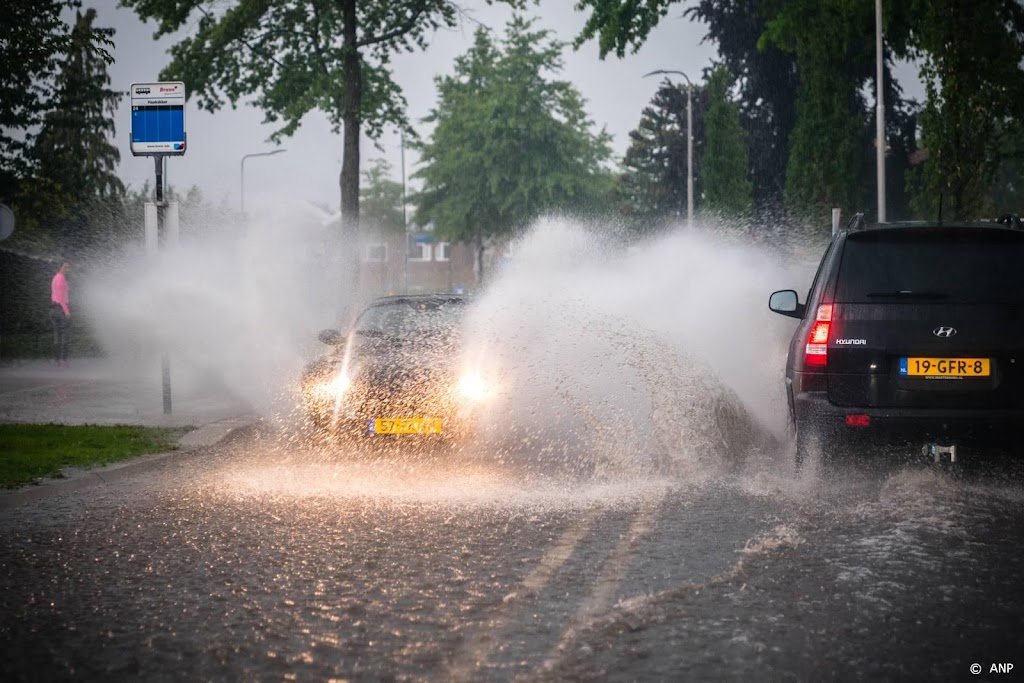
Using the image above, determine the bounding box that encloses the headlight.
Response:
[326,371,351,396]
[458,372,491,401]
[307,370,350,401]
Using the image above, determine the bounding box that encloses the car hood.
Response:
[347,333,462,380]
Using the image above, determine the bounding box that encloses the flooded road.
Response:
[2,431,1022,681]
[7,219,1018,679]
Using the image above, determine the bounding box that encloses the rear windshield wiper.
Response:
[865,290,949,300]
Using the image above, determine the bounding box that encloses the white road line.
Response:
[543,489,668,668]
[445,509,600,682]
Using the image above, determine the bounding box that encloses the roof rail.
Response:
[996,213,1022,229]
[846,212,867,232]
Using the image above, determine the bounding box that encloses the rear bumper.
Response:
[794,390,1024,444]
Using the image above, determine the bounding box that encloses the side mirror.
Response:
[317,329,345,345]
[768,290,805,319]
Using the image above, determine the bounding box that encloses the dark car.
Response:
[768,213,1024,468]
[301,294,493,444]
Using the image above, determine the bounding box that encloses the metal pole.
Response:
[153,155,172,414]
[401,130,408,294]
[875,0,886,223]
[686,85,693,227]
[643,69,694,227]
[240,157,246,215]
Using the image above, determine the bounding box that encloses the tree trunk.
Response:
[339,0,361,305]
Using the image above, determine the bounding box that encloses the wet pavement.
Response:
[0,357,259,507]
[1,431,1022,681]
[0,358,255,428]
[3,223,1023,680]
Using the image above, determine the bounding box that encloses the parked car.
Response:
[301,294,494,446]
[769,213,1024,468]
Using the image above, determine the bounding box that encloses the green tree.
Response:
[575,0,922,225]
[701,65,752,218]
[760,0,874,228]
[7,8,122,255]
[896,0,1024,221]
[574,0,800,213]
[987,121,1024,213]
[617,79,702,230]
[573,0,680,59]
[413,17,612,281]
[1,0,83,198]
[33,10,123,203]
[120,0,525,269]
[360,158,405,236]
[31,9,123,255]
[684,0,797,213]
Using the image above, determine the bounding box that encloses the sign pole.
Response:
[132,81,186,416]
[153,155,172,414]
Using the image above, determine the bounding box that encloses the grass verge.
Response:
[0,424,192,489]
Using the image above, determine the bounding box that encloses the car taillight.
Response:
[845,414,870,427]
[805,304,832,367]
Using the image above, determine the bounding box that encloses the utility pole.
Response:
[401,129,409,293]
[876,0,886,223]
[154,155,172,414]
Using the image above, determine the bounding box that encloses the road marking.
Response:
[445,508,600,682]
[543,489,667,670]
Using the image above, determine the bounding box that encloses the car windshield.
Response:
[354,299,465,340]
[835,228,1024,304]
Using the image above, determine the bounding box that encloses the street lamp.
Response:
[644,69,693,227]
[240,148,287,218]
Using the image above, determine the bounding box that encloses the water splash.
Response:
[461,217,809,478]
[83,207,817,493]
[83,199,349,416]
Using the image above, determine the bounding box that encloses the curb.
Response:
[0,414,260,510]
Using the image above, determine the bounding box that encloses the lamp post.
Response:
[875,0,886,223]
[240,149,287,225]
[644,69,693,227]
[401,129,409,294]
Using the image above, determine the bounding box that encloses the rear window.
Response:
[835,228,1024,304]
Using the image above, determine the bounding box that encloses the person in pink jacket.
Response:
[50,260,71,366]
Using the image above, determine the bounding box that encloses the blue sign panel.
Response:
[130,82,186,156]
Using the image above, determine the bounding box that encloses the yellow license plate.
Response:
[899,357,990,377]
[370,418,443,434]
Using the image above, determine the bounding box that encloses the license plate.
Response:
[369,418,443,434]
[899,357,990,378]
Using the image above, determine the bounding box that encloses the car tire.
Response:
[794,425,815,472]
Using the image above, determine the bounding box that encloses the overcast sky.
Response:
[89,0,719,212]
[89,1,921,214]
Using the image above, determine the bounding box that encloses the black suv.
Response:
[769,214,1024,467]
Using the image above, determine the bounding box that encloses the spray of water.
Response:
[83,198,348,416]
[461,216,809,480]
[82,205,819,500]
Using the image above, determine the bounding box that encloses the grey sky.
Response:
[89,1,921,214]
[90,0,717,212]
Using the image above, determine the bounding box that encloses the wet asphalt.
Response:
[2,429,1022,682]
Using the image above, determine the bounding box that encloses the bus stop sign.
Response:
[130,81,186,156]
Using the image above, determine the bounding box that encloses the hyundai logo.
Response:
[933,326,957,338]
